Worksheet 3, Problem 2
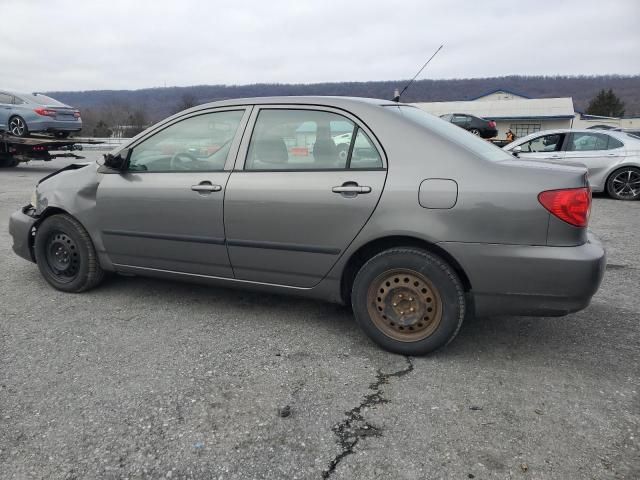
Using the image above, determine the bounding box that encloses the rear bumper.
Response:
[28,118,82,133]
[441,232,606,317]
[9,205,37,262]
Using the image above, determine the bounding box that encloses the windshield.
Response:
[18,93,67,106]
[390,105,513,162]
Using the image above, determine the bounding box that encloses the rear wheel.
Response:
[469,128,481,136]
[351,248,466,355]
[8,116,28,137]
[606,167,640,200]
[34,214,104,292]
[54,131,70,139]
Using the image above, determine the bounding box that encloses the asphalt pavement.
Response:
[1,154,638,479]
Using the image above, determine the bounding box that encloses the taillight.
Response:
[34,108,57,117]
[538,187,591,227]
[73,110,81,118]
[488,120,496,128]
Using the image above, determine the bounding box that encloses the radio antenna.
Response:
[393,44,443,102]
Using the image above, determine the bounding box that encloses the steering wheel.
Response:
[169,151,198,170]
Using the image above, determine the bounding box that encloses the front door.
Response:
[224,107,387,288]
[96,108,249,277]
[517,132,567,161]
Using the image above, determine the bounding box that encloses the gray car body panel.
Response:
[10,96,606,317]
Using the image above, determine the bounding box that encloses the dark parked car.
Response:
[440,113,498,138]
[9,97,605,355]
[0,90,82,138]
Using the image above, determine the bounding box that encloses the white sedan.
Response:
[504,129,640,200]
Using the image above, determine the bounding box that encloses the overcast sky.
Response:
[1,0,639,92]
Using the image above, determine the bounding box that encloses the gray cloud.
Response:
[0,0,638,92]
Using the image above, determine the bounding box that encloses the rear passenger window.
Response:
[607,135,624,149]
[245,109,382,170]
[350,129,383,169]
[568,133,609,151]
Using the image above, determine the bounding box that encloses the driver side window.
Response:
[520,133,564,153]
[128,110,245,172]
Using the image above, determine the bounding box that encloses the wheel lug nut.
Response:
[392,303,397,307]
[410,307,414,312]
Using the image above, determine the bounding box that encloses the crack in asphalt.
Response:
[321,356,414,479]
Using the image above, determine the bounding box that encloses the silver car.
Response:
[503,129,640,200]
[8,97,606,355]
[0,90,82,138]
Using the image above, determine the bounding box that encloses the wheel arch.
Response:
[340,235,472,304]
[605,164,640,198]
[30,207,78,257]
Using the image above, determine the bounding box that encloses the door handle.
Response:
[191,182,222,193]
[332,184,372,194]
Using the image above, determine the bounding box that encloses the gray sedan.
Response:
[8,97,606,355]
[0,90,82,138]
[503,129,640,200]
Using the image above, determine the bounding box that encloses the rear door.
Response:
[224,106,387,287]
[564,132,626,184]
[96,107,250,278]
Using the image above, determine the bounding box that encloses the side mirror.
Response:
[103,148,131,170]
[511,145,522,157]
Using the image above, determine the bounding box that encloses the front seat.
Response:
[248,137,289,169]
[312,125,339,166]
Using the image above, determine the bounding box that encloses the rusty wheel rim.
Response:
[367,269,443,342]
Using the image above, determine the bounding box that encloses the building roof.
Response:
[413,97,575,120]
[468,88,531,101]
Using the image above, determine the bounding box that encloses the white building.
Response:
[413,89,576,139]
[413,89,640,139]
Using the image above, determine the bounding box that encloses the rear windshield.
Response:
[390,105,512,162]
[18,93,66,106]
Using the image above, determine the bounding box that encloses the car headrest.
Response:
[251,137,288,164]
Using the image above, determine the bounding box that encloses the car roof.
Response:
[192,96,401,109]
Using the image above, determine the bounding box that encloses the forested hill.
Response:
[48,75,640,123]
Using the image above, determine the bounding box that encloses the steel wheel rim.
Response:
[611,169,640,199]
[367,269,443,342]
[470,129,480,136]
[9,118,25,136]
[45,231,80,282]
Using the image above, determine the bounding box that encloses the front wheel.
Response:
[34,214,104,292]
[351,248,466,355]
[606,167,640,200]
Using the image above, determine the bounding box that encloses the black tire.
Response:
[8,116,28,137]
[469,128,481,136]
[606,167,640,201]
[34,214,104,293]
[351,248,465,355]
[54,131,70,139]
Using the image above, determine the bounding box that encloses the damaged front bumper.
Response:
[9,205,38,263]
